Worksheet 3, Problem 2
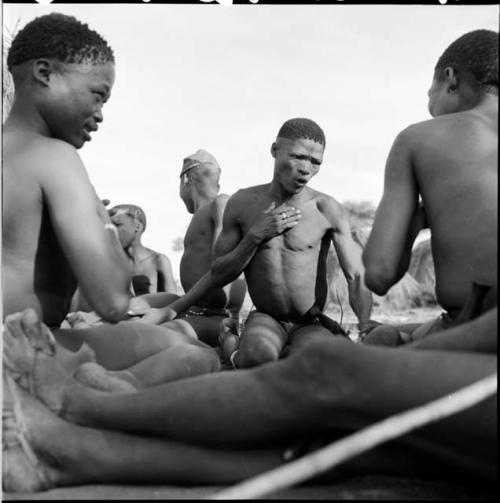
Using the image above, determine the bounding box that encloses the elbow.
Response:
[364,266,395,296]
[362,248,398,295]
[94,294,129,323]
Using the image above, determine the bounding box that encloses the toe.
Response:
[4,313,26,341]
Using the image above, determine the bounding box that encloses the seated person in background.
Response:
[137,119,376,367]
[109,204,176,295]
[2,13,220,390]
[137,149,247,348]
[362,29,498,346]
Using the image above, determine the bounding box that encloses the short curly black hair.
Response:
[435,29,498,89]
[277,118,326,146]
[7,12,114,71]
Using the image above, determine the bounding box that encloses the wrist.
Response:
[248,228,263,245]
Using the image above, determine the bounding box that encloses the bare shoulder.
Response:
[313,190,348,229]
[33,136,89,182]
[233,184,268,200]
[212,193,231,212]
[313,189,343,215]
[399,111,487,146]
[155,252,172,266]
[225,185,265,210]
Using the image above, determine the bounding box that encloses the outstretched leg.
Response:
[6,309,497,482]
[2,377,284,493]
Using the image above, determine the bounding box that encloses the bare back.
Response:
[413,110,497,310]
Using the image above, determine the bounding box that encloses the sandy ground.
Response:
[3,476,495,500]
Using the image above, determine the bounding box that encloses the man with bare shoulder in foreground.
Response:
[363,29,498,346]
[2,13,219,391]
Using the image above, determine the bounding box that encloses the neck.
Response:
[127,239,146,260]
[474,91,498,118]
[4,94,51,138]
[191,189,218,213]
[269,179,306,205]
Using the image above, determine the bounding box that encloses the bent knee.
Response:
[237,339,281,368]
[362,325,405,347]
[182,344,221,373]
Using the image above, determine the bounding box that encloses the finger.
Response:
[264,202,276,214]
[281,213,302,224]
[275,206,301,217]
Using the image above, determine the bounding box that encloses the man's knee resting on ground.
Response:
[237,335,282,368]
[182,344,221,373]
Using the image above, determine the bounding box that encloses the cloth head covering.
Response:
[181,149,220,177]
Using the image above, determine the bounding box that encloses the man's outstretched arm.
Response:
[141,195,301,323]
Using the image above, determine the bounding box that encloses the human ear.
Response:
[270,142,278,158]
[32,59,53,86]
[444,66,458,93]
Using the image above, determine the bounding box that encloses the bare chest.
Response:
[184,210,215,251]
[242,203,330,254]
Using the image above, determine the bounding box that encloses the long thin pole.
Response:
[211,374,497,500]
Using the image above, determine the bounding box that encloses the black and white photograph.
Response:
[1,0,498,499]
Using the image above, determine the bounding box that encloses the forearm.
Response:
[166,273,217,316]
[211,232,261,287]
[395,207,427,280]
[407,308,497,353]
[347,274,373,323]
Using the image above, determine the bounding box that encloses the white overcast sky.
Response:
[3,2,499,280]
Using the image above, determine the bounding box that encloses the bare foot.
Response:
[3,310,56,383]
[3,374,79,492]
[3,309,89,418]
[74,362,138,393]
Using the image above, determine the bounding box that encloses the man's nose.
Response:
[94,108,103,123]
[298,163,311,175]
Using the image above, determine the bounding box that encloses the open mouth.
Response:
[83,125,97,141]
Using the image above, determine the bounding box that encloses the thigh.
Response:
[55,321,205,370]
[277,337,497,457]
[287,323,334,355]
[238,312,290,355]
